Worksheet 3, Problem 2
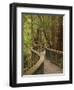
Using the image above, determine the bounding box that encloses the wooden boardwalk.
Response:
[24,50,63,75]
[41,50,63,74]
[44,59,63,74]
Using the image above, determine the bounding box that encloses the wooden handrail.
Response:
[46,47,63,54]
[31,48,40,57]
[24,58,44,75]
[24,48,63,74]
[23,48,42,74]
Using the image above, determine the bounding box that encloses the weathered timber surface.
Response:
[44,59,63,74]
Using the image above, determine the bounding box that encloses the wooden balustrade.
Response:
[46,48,63,54]
[45,47,63,68]
[23,47,63,75]
[23,48,41,75]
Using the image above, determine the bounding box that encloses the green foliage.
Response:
[23,15,32,60]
